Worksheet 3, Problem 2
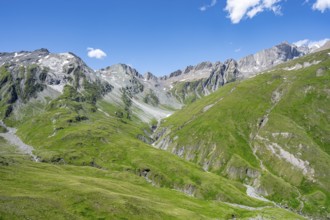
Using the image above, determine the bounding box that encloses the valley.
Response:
[0,42,329,219]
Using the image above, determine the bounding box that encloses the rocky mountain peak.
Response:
[0,48,50,67]
[169,69,183,78]
[195,61,213,71]
[237,42,304,76]
[102,64,142,79]
[143,72,158,81]
[183,65,194,74]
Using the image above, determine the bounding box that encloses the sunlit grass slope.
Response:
[155,49,330,218]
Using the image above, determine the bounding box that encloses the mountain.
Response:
[158,42,305,104]
[97,42,306,107]
[314,40,330,53]
[97,64,181,122]
[237,42,304,76]
[153,49,330,218]
[0,42,329,219]
[294,39,330,54]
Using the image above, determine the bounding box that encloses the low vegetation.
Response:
[0,49,329,219]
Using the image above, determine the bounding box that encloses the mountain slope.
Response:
[0,49,305,219]
[154,49,330,218]
[159,42,305,104]
[0,137,303,219]
[0,44,328,219]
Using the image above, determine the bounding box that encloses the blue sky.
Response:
[1,0,330,76]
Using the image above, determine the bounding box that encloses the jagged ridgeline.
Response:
[0,43,329,219]
[0,42,311,123]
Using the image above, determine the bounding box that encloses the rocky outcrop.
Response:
[156,42,306,104]
[0,41,311,121]
[143,72,158,81]
[0,49,50,67]
[0,49,112,119]
[169,70,182,78]
[238,42,304,76]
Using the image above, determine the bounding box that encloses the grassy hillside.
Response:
[3,97,262,206]
[0,69,303,219]
[1,50,328,219]
[154,49,330,218]
[0,126,303,219]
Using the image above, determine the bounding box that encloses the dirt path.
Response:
[0,120,39,162]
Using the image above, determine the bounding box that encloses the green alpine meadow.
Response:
[0,42,329,219]
[2,0,330,219]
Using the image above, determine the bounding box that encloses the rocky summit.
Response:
[0,41,330,219]
[0,42,310,123]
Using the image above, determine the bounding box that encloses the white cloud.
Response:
[225,0,282,24]
[200,0,217,11]
[312,0,330,12]
[87,47,107,59]
[235,48,241,52]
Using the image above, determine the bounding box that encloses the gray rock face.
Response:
[0,41,311,122]
[0,49,111,119]
[195,61,213,71]
[1,49,103,93]
[238,42,304,77]
[224,59,239,83]
[155,43,309,103]
[155,42,306,103]
[158,59,240,102]
[169,69,183,78]
[98,64,181,122]
[313,40,330,53]
[144,72,158,81]
[0,49,50,67]
[183,65,194,74]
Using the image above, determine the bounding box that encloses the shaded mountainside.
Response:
[154,49,330,218]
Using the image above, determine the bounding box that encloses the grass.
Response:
[9,99,268,207]
[0,125,7,133]
[154,49,330,218]
[1,49,329,219]
[0,138,303,219]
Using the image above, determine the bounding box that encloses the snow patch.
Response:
[13,53,23,58]
[62,60,70,65]
[59,53,74,59]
